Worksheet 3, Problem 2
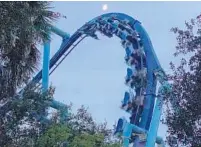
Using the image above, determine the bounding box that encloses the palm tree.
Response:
[0,2,58,146]
[0,1,57,101]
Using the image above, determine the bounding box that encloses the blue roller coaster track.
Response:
[13,13,172,147]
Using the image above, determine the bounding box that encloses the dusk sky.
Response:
[37,1,201,143]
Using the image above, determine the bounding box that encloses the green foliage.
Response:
[36,106,121,147]
[36,124,71,147]
[0,86,53,147]
[164,15,201,147]
[70,133,104,147]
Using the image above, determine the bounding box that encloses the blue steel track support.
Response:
[145,95,164,147]
[123,122,133,147]
[49,26,70,123]
[146,76,171,147]
[132,20,167,147]
[122,119,164,146]
[42,40,50,92]
[129,20,160,146]
[50,25,70,40]
[50,99,68,123]
[41,39,51,120]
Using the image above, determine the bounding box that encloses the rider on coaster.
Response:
[129,55,147,125]
[123,34,142,64]
[130,87,145,125]
[120,87,145,125]
[103,24,114,37]
[121,91,130,108]
[118,23,133,34]
[121,82,145,125]
[97,18,117,37]
[125,68,136,87]
[125,51,147,87]
[121,91,135,114]
[125,53,146,125]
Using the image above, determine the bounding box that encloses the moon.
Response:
[102,4,108,11]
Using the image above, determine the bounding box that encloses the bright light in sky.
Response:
[102,4,108,11]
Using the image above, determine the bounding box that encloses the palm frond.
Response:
[0,1,58,99]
